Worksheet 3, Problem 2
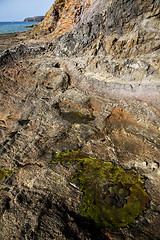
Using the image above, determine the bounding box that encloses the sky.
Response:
[0,0,53,21]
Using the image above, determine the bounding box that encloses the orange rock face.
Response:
[52,0,91,38]
[32,0,91,38]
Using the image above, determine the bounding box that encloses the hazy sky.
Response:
[0,0,53,21]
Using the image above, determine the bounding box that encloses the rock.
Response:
[31,1,66,36]
[0,0,160,239]
[30,0,91,38]
[24,16,44,22]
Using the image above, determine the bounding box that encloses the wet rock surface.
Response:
[0,0,160,239]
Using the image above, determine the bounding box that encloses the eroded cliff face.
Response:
[31,0,91,37]
[0,0,160,239]
[30,0,160,106]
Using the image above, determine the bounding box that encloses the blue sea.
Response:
[0,22,40,34]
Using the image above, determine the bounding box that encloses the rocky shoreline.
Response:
[0,0,160,239]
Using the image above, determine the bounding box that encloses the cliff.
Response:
[24,16,44,22]
[31,0,91,36]
[0,1,160,239]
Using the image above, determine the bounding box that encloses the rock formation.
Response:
[0,0,160,239]
[24,16,44,22]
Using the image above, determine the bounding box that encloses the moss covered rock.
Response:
[52,150,150,229]
[61,111,95,124]
[0,167,16,182]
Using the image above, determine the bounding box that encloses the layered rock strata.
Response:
[0,0,160,239]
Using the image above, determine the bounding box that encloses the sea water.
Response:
[0,22,40,34]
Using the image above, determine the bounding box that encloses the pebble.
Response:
[142,161,148,167]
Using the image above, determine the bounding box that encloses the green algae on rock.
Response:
[0,167,16,182]
[52,150,150,229]
[0,169,5,181]
[61,111,95,124]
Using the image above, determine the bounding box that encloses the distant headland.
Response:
[23,16,44,22]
